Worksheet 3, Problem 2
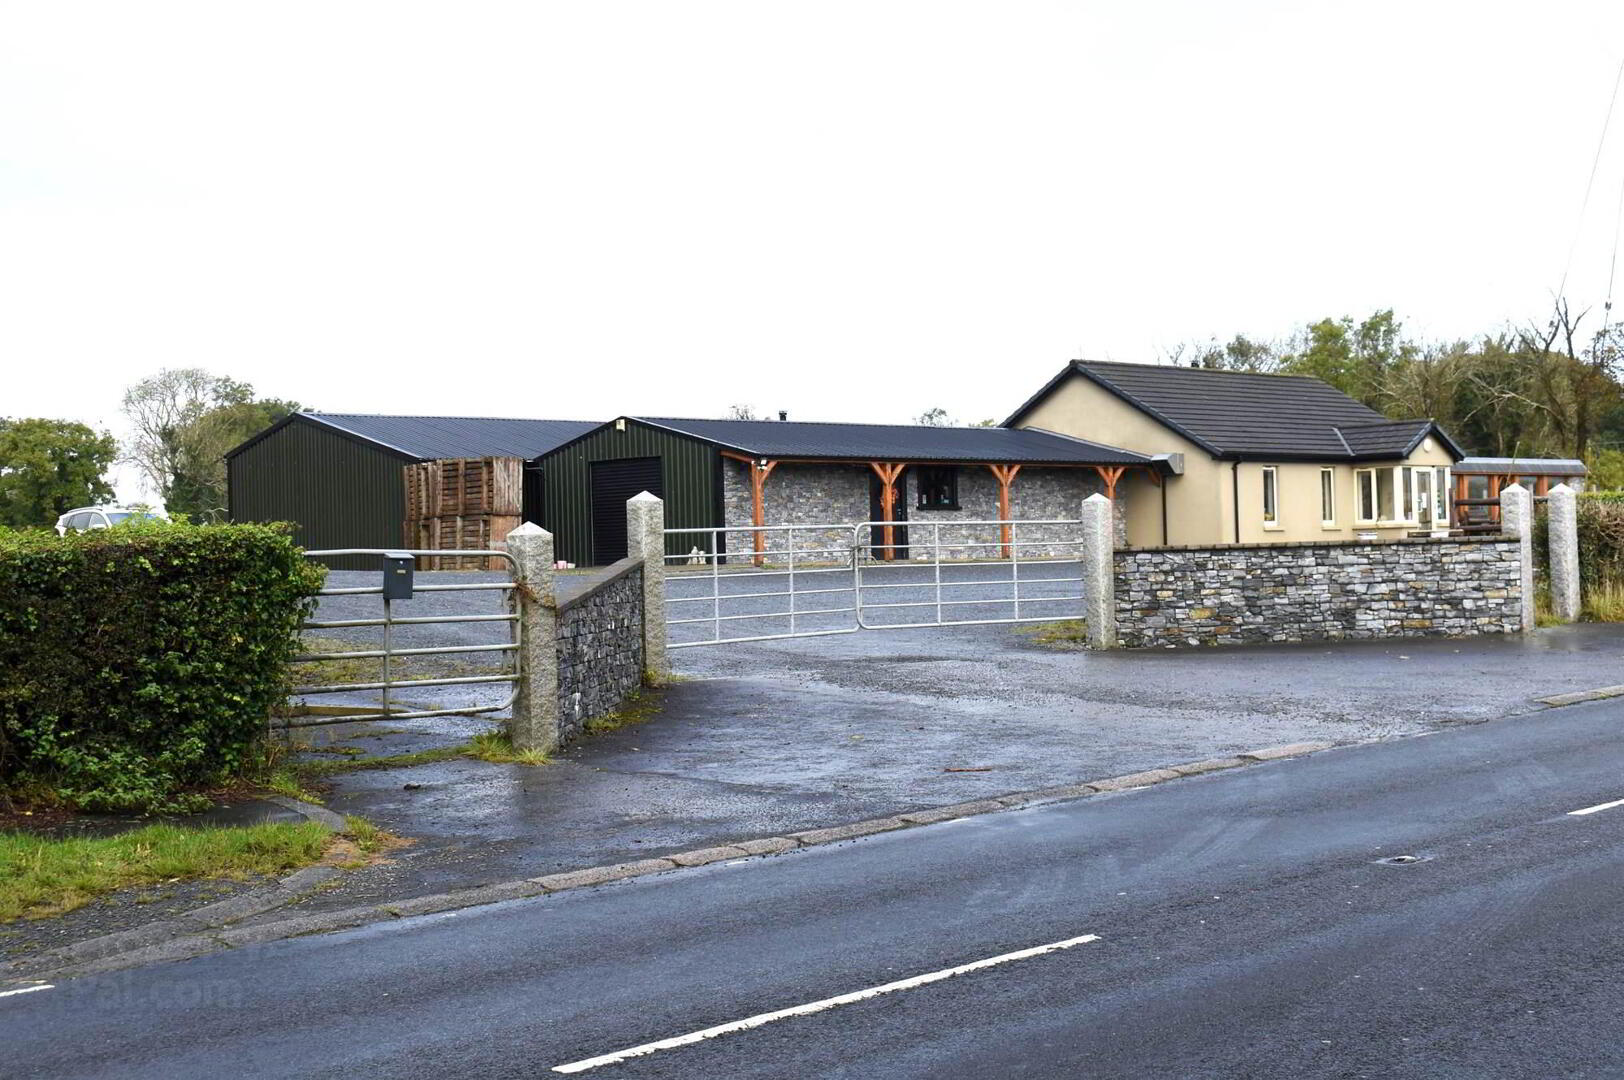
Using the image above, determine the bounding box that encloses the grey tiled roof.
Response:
[635,417,1152,465]
[1456,457,1588,476]
[1007,360,1463,461]
[298,413,598,461]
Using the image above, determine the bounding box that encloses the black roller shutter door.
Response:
[589,457,664,564]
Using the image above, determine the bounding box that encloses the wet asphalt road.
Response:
[11,697,1624,1079]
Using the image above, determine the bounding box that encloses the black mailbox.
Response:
[381,552,414,600]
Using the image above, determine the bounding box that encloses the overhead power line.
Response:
[1557,57,1624,307]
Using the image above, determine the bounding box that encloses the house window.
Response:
[915,466,960,510]
[1261,466,1279,527]
[1320,467,1336,527]
[1434,467,1450,526]
[1377,468,1398,522]
[1356,468,1377,524]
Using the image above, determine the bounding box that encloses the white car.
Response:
[54,505,168,535]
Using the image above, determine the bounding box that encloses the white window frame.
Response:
[1319,467,1337,528]
[1261,466,1281,529]
[1354,468,1377,525]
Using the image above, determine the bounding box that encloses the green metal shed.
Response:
[536,419,724,566]
[227,412,597,568]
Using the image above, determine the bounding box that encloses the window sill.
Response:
[1262,523,1285,531]
[1320,523,1339,530]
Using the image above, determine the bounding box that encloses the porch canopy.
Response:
[634,416,1164,559]
[1452,457,1589,526]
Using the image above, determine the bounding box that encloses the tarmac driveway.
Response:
[281,569,1624,915]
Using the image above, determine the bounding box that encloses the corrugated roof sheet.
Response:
[1456,457,1589,476]
[634,416,1153,465]
[1017,361,1463,461]
[305,413,598,461]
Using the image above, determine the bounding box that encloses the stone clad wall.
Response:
[555,560,644,740]
[1114,536,1522,647]
[720,459,1108,562]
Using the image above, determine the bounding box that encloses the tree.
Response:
[122,369,299,521]
[0,418,118,528]
[916,407,951,426]
[1165,335,1279,372]
[726,404,759,420]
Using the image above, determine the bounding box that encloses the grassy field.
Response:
[0,821,332,922]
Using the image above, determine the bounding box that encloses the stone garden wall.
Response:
[554,559,645,740]
[1113,536,1522,648]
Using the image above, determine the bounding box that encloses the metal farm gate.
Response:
[280,548,522,727]
[663,519,1087,648]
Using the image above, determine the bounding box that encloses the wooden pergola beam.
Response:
[1093,465,1127,500]
[722,450,777,565]
[985,464,1022,558]
[869,462,906,561]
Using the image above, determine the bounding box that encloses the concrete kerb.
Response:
[2,740,1340,986]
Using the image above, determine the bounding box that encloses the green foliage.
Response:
[0,418,118,529]
[1584,450,1624,492]
[0,820,330,921]
[0,521,325,811]
[1576,493,1624,597]
[1278,310,1416,406]
[122,368,300,522]
[1168,305,1624,461]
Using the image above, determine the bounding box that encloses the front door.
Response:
[868,470,909,559]
[1414,468,1434,528]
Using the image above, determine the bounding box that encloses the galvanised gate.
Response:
[663,519,1086,648]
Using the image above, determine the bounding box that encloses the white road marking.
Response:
[0,984,53,999]
[551,933,1101,1074]
[1569,797,1624,816]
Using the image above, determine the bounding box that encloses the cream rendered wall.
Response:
[1014,373,1225,546]
[1234,439,1459,544]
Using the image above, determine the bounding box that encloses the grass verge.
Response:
[584,689,663,736]
[1015,619,1089,649]
[0,822,331,922]
[465,731,550,766]
[1584,581,1624,622]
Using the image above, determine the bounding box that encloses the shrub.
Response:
[0,521,324,811]
[1577,492,1624,594]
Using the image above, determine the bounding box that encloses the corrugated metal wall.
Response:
[228,418,412,570]
[539,421,721,565]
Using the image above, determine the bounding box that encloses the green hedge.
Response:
[1577,493,1624,591]
[0,522,324,811]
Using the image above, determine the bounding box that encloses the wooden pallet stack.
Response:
[404,457,523,570]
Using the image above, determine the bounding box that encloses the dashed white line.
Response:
[0,984,54,999]
[1569,797,1624,816]
[551,932,1101,1073]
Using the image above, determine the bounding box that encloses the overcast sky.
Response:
[4,2,1624,500]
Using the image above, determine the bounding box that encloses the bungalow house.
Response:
[1004,361,1466,546]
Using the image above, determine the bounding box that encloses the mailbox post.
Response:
[379,553,415,715]
[381,553,414,600]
